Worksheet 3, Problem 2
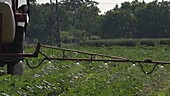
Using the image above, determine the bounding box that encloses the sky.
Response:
[37,0,170,14]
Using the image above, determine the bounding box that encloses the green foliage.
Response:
[27,0,170,44]
[159,39,170,45]
[80,39,137,47]
[140,39,157,46]
[61,31,73,43]
[27,0,100,44]
[1,46,170,95]
[27,0,170,45]
[80,39,170,47]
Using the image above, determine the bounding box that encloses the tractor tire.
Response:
[7,61,24,75]
[4,26,25,75]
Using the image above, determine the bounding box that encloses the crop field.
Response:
[1,45,170,95]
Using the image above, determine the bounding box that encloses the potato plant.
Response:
[1,45,170,95]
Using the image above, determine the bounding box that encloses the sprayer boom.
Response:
[0,43,170,74]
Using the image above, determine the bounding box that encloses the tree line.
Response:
[27,0,170,44]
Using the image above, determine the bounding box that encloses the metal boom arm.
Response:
[0,43,170,74]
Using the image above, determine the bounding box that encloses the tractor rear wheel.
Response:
[4,26,25,75]
[7,61,23,75]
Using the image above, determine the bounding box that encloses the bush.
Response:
[80,39,137,47]
[159,39,170,45]
[80,38,170,47]
[139,39,156,46]
[90,35,101,40]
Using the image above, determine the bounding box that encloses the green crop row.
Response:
[80,38,170,47]
[1,46,170,95]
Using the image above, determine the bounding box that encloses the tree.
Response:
[60,0,100,41]
[156,1,170,37]
[135,0,160,38]
[27,0,170,44]
[27,3,50,44]
[101,8,136,39]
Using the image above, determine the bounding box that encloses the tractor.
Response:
[0,0,29,75]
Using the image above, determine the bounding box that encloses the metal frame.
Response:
[0,42,170,64]
[0,42,169,74]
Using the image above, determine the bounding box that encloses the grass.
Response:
[1,45,170,95]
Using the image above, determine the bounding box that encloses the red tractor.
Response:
[0,0,30,75]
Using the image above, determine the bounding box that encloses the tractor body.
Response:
[0,0,29,75]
